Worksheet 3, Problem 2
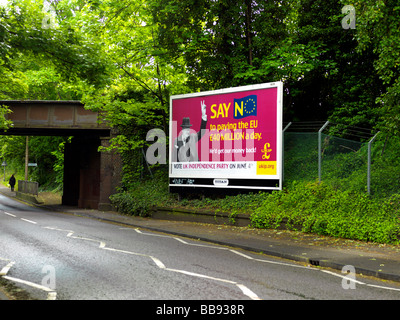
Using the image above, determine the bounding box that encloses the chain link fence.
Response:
[283,121,385,195]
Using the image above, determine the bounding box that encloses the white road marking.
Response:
[132,228,312,269]
[237,284,262,301]
[3,215,399,299]
[3,275,57,300]
[0,261,15,276]
[20,218,37,224]
[44,227,106,248]
[0,257,56,299]
[229,249,315,269]
[165,267,261,300]
[1,211,38,224]
[150,256,167,269]
[3,212,16,218]
[47,226,261,300]
[126,227,400,294]
[321,269,366,285]
[133,228,226,249]
[102,246,149,257]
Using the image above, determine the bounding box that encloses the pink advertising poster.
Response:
[169,82,282,191]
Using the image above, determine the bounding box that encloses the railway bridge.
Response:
[0,100,121,211]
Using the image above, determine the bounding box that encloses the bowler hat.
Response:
[180,117,193,128]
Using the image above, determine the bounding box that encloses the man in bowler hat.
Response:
[173,100,207,162]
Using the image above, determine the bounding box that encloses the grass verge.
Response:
[110,174,400,245]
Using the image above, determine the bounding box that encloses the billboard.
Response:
[169,82,283,191]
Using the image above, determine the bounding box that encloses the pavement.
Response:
[1,186,400,298]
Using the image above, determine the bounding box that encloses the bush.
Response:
[250,181,400,244]
[111,167,400,244]
[110,173,176,216]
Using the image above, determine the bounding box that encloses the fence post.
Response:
[282,122,292,182]
[318,121,330,184]
[367,132,379,195]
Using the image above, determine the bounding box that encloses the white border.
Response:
[169,82,283,191]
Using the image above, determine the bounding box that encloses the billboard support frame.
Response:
[282,122,292,182]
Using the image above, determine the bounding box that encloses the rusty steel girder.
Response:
[0,100,110,136]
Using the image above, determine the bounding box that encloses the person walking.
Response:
[9,174,16,192]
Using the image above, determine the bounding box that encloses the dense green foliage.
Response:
[110,172,175,217]
[251,182,400,244]
[0,0,400,242]
[1,0,399,181]
[109,174,400,244]
[0,135,67,190]
[110,131,400,244]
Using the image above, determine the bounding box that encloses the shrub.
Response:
[111,173,400,244]
[250,181,400,244]
[110,173,176,216]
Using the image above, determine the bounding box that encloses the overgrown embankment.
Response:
[110,133,400,245]
[251,181,400,244]
[110,173,400,245]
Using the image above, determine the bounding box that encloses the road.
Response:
[1,194,400,301]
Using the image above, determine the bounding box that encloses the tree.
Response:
[150,0,290,91]
[350,0,400,136]
[68,0,190,184]
[0,0,108,92]
[0,0,110,187]
[0,0,397,188]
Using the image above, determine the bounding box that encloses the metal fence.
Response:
[18,180,39,196]
[283,121,380,195]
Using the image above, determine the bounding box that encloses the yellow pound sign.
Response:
[262,143,272,160]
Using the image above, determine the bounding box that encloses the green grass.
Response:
[250,181,400,244]
[110,176,400,244]
[110,133,400,244]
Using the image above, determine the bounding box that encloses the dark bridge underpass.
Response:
[0,100,121,211]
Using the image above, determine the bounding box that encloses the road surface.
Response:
[1,193,400,300]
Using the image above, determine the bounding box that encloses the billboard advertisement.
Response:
[169,82,283,191]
